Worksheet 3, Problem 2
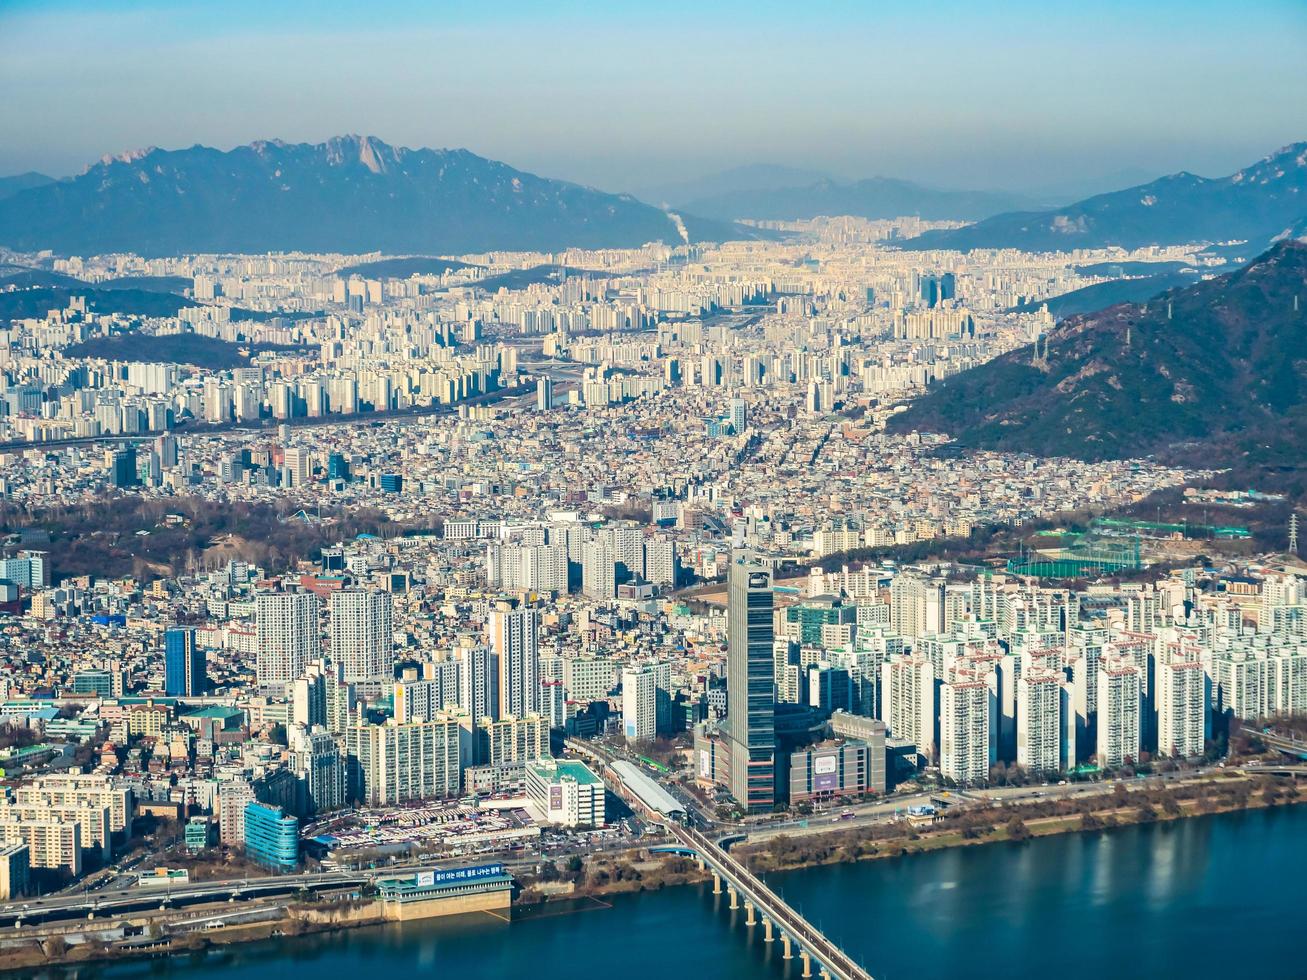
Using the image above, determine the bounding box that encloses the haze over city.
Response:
[3,0,1305,193]
[0,2,1306,979]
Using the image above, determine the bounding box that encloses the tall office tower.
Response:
[489,606,539,719]
[536,376,553,411]
[726,554,776,813]
[109,447,137,488]
[1156,658,1207,758]
[880,656,936,762]
[1017,671,1063,775]
[939,272,957,302]
[282,447,312,488]
[458,644,499,722]
[163,626,205,696]
[18,550,49,590]
[1097,662,1141,768]
[727,397,748,433]
[255,591,320,687]
[154,433,178,469]
[329,589,394,686]
[622,666,658,742]
[940,674,992,785]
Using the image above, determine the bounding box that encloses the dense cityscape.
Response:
[1,2,1306,978]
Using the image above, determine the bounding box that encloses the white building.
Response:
[256,591,320,687]
[1097,662,1141,768]
[329,589,394,686]
[622,666,657,742]
[344,719,463,805]
[1157,658,1207,758]
[525,759,606,828]
[489,606,539,720]
[939,674,991,785]
[1017,671,1063,775]
[880,656,935,761]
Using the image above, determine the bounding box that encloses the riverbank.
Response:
[736,768,1304,874]
[13,806,1302,980]
[6,768,1301,974]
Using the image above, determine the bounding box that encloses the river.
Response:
[20,805,1307,980]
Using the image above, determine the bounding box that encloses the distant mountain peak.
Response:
[900,139,1307,253]
[95,146,158,170]
[0,136,760,255]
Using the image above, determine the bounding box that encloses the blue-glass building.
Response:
[164,627,206,696]
[243,802,299,871]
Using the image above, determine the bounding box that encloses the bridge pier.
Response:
[781,934,793,960]
[821,969,832,980]
[763,916,774,942]
[712,872,722,895]
[728,885,739,910]
[744,900,756,926]
[800,950,813,978]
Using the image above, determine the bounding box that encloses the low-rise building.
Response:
[525,759,605,827]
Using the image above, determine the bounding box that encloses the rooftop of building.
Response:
[528,758,603,786]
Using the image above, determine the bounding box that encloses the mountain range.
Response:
[889,239,1307,473]
[899,143,1307,253]
[635,164,835,209]
[673,176,1037,223]
[0,171,54,201]
[0,136,755,257]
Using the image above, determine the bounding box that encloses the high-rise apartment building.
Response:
[1097,662,1141,768]
[622,665,657,742]
[256,591,320,687]
[489,606,539,720]
[880,656,936,761]
[344,718,462,805]
[458,644,499,723]
[329,589,394,685]
[288,724,346,815]
[1157,658,1207,758]
[1017,671,1063,775]
[940,674,991,785]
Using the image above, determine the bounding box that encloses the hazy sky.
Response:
[2,0,1305,195]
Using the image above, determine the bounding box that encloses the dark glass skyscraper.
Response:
[164,626,206,696]
[726,552,775,812]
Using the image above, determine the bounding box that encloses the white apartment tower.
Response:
[939,674,992,785]
[1097,662,1141,768]
[256,591,320,687]
[329,589,394,686]
[622,666,658,742]
[1017,671,1063,775]
[489,606,540,720]
[1157,658,1207,758]
[880,656,936,761]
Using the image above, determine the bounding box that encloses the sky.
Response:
[1,0,1305,197]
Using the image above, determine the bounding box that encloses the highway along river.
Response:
[19,805,1306,980]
